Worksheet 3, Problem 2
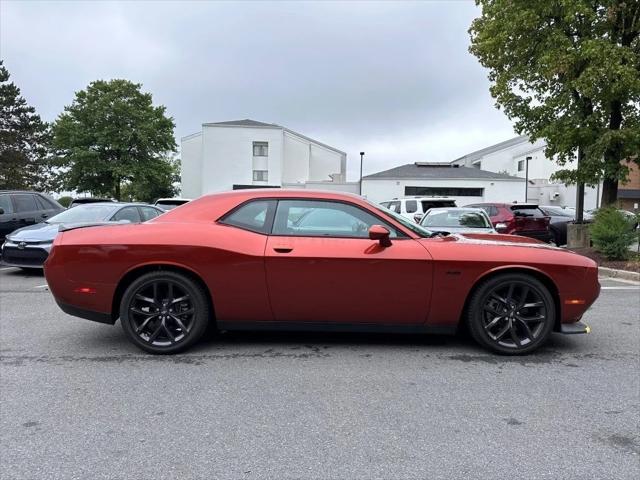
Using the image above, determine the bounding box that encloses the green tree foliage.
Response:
[56,196,73,208]
[590,206,637,259]
[120,156,181,203]
[0,61,52,191]
[52,79,177,200]
[470,0,640,205]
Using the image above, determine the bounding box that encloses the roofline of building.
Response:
[451,135,530,163]
[183,122,347,156]
[181,131,203,141]
[362,176,525,182]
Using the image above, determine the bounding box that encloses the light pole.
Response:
[359,151,365,196]
[524,156,532,202]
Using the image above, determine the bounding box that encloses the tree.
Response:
[0,61,52,191]
[52,79,177,200]
[469,0,640,205]
[120,156,181,203]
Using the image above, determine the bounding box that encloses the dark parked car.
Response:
[465,203,552,243]
[69,197,117,208]
[539,206,593,246]
[1,202,163,269]
[0,190,64,242]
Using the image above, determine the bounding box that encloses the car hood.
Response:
[6,221,123,242]
[5,222,60,242]
[428,227,496,235]
[431,232,562,251]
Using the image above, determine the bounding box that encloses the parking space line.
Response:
[0,267,18,271]
[600,286,640,290]
[34,284,49,289]
[599,277,640,286]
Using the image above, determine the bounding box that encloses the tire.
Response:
[549,229,559,246]
[466,273,555,355]
[120,271,210,354]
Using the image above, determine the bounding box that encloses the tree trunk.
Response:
[601,178,619,206]
[114,178,121,201]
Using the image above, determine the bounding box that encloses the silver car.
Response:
[1,203,163,269]
[419,207,496,235]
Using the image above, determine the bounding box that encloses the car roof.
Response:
[0,190,48,195]
[382,197,454,201]
[426,207,487,212]
[154,189,398,226]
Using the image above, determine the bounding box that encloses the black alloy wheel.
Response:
[467,273,555,355]
[120,271,210,354]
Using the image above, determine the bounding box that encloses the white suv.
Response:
[380,197,457,223]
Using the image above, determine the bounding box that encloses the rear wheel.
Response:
[466,273,555,355]
[120,271,210,354]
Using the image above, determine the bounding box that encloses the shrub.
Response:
[57,196,73,208]
[590,207,636,260]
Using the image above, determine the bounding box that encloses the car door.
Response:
[11,194,40,229]
[0,194,18,240]
[264,199,433,325]
[33,195,58,222]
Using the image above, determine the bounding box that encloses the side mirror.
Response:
[369,225,392,247]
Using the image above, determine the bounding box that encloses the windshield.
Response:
[541,206,574,217]
[423,209,491,228]
[48,204,118,223]
[367,200,434,238]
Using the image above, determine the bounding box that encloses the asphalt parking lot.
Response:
[1,266,639,480]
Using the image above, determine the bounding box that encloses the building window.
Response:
[517,159,525,172]
[253,142,268,157]
[404,186,484,197]
[253,170,268,181]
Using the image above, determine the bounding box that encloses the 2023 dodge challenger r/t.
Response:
[44,190,600,355]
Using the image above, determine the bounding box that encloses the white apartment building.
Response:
[181,119,356,198]
[451,136,601,209]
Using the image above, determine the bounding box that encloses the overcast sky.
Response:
[1,0,517,180]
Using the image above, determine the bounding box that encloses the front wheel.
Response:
[466,273,555,355]
[120,271,210,354]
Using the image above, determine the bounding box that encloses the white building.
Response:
[451,136,601,209]
[181,119,357,197]
[362,162,525,205]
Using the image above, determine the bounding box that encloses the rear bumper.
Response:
[516,231,553,243]
[56,300,115,325]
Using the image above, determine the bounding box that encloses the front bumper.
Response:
[1,240,52,268]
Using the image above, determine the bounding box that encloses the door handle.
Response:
[273,246,293,253]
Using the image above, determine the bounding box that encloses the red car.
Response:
[465,203,552,243]
[44,190,599,355]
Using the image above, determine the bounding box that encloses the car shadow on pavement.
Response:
[1,267,44,277]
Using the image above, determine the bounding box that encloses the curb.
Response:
[598,266,640,282]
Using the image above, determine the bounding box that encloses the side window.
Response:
[405,200,418,214]
[220,200,274,234]
[139,207,161,221]
[112,207,141,223]
[34,196,49,210]
[0,194,14,214]
[12,194,38,212]
[273,200,399,238]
